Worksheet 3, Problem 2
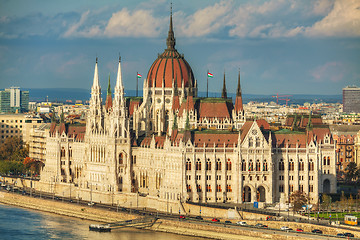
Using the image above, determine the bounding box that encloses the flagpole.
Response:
[136,72,138,97]
[207,70,209,98]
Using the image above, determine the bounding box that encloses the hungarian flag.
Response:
[137,73,142,78]
[207,72,213,78]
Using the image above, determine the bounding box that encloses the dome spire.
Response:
[166,3,176,50]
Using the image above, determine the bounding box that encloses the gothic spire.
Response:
[115,55,123,90]
[166,3,176,50]
[236,69,242,97]
[105,74,113,110]
[107,74,111,95]
[221,71,227,98]
[92,57,100,89]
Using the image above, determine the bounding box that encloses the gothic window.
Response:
[196,159,201,171]
[197,185,202,192]
[263,160,268,171]
[249,160,253,171]
[279,185,284,192]
[187,185,191,192]
[60,147,65,158]
[289,160,294,171]
[327,157,330,166]
[289,184,294,192]
[299,185,304,192]
[216,185,222,192]
[186,159,191,171]
[309,159,314,171]
[119,153,123,165]
[256,160,261,171]
[206,159,211,171]
[226,159,232,171]
[69,147,72,158]
[206,184,212,192]
[249,138,253,147]
[279,159,284,171]
[241,160,246,171]
[323,157,327,166]
[226,185,232,192]
[256,138,260,147]
[119,177,123,184]
[216,159,222,171]
[309,185,313,192]
[299,160,304,171]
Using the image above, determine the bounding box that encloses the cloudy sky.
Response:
[0,0,359,95]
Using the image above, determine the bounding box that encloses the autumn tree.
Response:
[23,157,44,176]
[290,190,308,213]
[0,136,28,161]
[345,162,359,183]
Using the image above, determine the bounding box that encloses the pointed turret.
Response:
[92,57,100,89]
[105,74,113,111]
[172,76,180,111]
[234,70,243,112]
[114,55,125,110]
[221,71,227,98]
[166,3,176,50]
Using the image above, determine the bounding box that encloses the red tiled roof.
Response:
[273,133,307,148]
[199,102,232,119]
[192,133,238,147]
[140,135,166,148]
[240,121,253,142]
[234,96,243,112]
[49,123,86,141]
[147,50,195,88]
[172,95,180,111]
[128,99,141,116]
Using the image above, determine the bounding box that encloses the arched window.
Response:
[256,138,260,147]
[186,158,191,171]
[323,157,326,166]
[119,153,123,165]
[206,159,211,171]
[216,159,222,171]
[256,160,261,171]
[263,160,268,171]
[249,138,253,147]
[327,157,330,166]
[226,159,232,171]
[309,159,314,171]
[249,160,253,171]
[299,159,304,171]
[196,159,201,171]
[279,160,284,171]
[289,160,294,171]
[61,147,65,158]
[241,160,246,171]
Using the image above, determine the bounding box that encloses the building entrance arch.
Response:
[243,186,251,202]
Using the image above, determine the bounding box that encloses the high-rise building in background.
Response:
[343,86,360,113]
[0,87,29,113]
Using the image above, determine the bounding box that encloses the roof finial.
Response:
[166,2,176,50]
[221,70,227,98]
[96,56,98,63]
[236,68,242,97]
[119,53,121,62]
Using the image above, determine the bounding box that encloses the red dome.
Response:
[147,49,194,88]
[146,11,194,88]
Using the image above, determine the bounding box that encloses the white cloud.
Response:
[310,62,344,82]
[305,0,360,37]
[312,0,335,16]
[63,10,90,38]
[176,1,232,37]
[104,8,164,37]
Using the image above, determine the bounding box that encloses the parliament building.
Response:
[39,12,336,210]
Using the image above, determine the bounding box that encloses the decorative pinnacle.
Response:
[166,2,176,50]
[237,68,242,97]
[119,53,121,62]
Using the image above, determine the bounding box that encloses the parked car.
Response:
[255,223,268,228]
[236,221,248,226]
[337,233,345,237]
[195,216,203,220]
[224,220,232,224]
[296,228,304,232]
[212,218,220,222]
[179,215,186,219]
[280,226,292,231]
[311,229,323,234]
[88,202,95,206]
[344,233,354,237]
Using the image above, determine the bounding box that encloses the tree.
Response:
[321,194,332,212]
[23,157,44,176]
[339,191,347,212]
[345,162,358,183]
[0,136,28,161]
[290,191,308,213]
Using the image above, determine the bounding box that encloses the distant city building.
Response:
[0,114,44,143]
[343,86,360,113]
[0,87,29,113]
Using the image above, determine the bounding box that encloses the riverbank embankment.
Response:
[1,191,359,240]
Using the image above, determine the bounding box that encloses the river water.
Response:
[0,204,206,240]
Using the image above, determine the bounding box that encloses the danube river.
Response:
[0,204,206,240]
